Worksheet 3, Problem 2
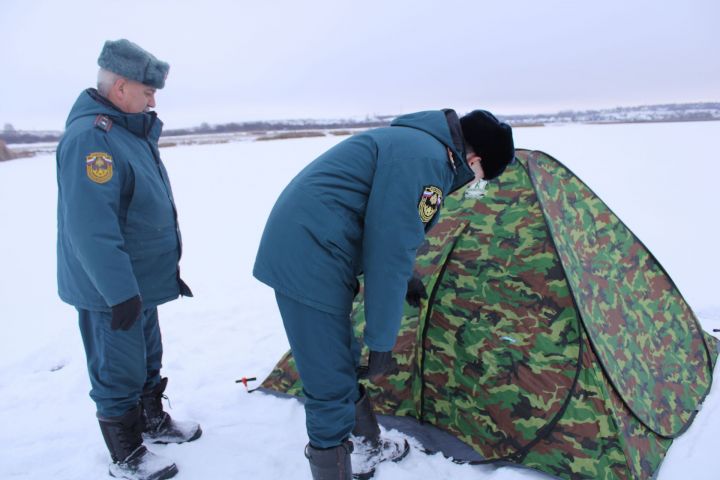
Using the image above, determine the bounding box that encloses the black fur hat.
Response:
[460,110,515,180]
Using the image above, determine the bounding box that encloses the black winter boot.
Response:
[305,441,353,480]
[141,377,202,444]
[350,385,410,479]
[98,405,178,480]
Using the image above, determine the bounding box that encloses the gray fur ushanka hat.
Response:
[98,39,169,89]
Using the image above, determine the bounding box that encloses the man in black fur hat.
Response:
[254,107,513,480]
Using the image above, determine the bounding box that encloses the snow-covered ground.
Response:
[1,121,718,479]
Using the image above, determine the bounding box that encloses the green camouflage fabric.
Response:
[414,157,582,462]
[525,150,715,438]
[260,149,718,480]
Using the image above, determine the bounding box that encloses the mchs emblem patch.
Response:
[86,152,114,184]
[418,185,443,223]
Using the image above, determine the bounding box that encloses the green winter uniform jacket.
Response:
[56,89,191,311]
[253,110,474,351]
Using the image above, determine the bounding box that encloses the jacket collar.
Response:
[86,89,162,141]
[443,109,475,193]
[442,109,466,157]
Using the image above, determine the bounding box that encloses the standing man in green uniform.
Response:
[56,39,200,480]
[254,108,514,479]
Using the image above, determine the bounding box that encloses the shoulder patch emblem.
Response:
[418,185,443,223]
[86,152,114,184]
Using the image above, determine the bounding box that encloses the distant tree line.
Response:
[0,130,62,145]
[500,102,720,125]
[162,118,392,137]
[2,102,719,145]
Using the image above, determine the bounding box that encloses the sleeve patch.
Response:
[418,185,443,223]
[86,152,114,184]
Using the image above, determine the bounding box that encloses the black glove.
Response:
[405,274,427,308]
[358,350,395,379]
[111,295,142,331]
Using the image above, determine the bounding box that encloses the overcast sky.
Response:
[1,0,718,130]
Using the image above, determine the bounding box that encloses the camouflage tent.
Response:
[260,149,718,480]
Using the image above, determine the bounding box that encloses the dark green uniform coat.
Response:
[57,89,191,417]
[56,89,190,311]
[254,110,473,351]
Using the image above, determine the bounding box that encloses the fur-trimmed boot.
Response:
[305,441,353,480]
[98,405,178,480]
[141,377,202,444]
[350,385,410,479]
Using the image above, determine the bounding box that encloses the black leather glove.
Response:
[111,295,142,331]
[405,274,427,308]
[358,350,395,379]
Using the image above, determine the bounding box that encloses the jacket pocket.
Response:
[124,228,178,259]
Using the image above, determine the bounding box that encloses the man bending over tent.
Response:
[253,108,514,479]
